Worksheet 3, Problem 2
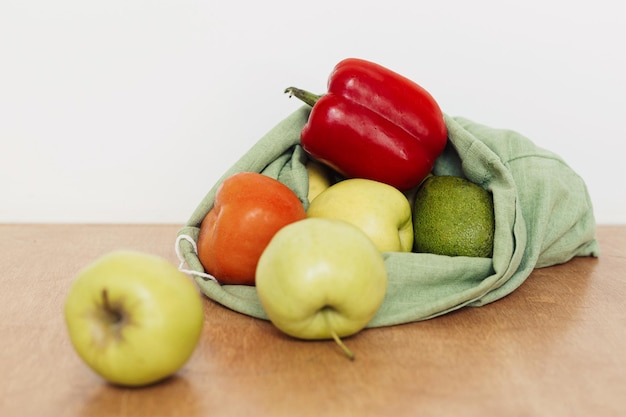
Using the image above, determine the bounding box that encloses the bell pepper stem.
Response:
[284,87,322,107]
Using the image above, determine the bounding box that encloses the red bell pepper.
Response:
[285,58,448,191]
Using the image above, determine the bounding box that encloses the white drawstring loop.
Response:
[175,234,218,283]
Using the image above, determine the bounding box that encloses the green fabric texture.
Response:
[176,106,599,327]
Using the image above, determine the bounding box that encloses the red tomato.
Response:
[197,172,306,285]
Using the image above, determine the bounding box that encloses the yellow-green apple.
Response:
[306,178,414,252]
[256,218,388,359]
[306,159,336,203]
[64,250,204,387]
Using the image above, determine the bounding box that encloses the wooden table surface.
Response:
[1,224,624,417]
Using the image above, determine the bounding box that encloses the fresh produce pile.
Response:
[63,57,599,387]
[191,58,495,359]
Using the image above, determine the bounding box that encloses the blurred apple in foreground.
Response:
[64,251,204,387]
[256,218,388,359]
[306,178,414,252]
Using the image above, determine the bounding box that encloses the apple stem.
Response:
[322,310,355,360]
[101,288,123,324]
[330,329,355,361]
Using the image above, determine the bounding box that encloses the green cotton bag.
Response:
[175,106,599,327]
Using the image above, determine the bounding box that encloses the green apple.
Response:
[64,250,204,387]
[306,178,414,252]
[256,218,388,359]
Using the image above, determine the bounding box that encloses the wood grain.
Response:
[1,224,624,417]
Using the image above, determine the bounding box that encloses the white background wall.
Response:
[1,0,624,224]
